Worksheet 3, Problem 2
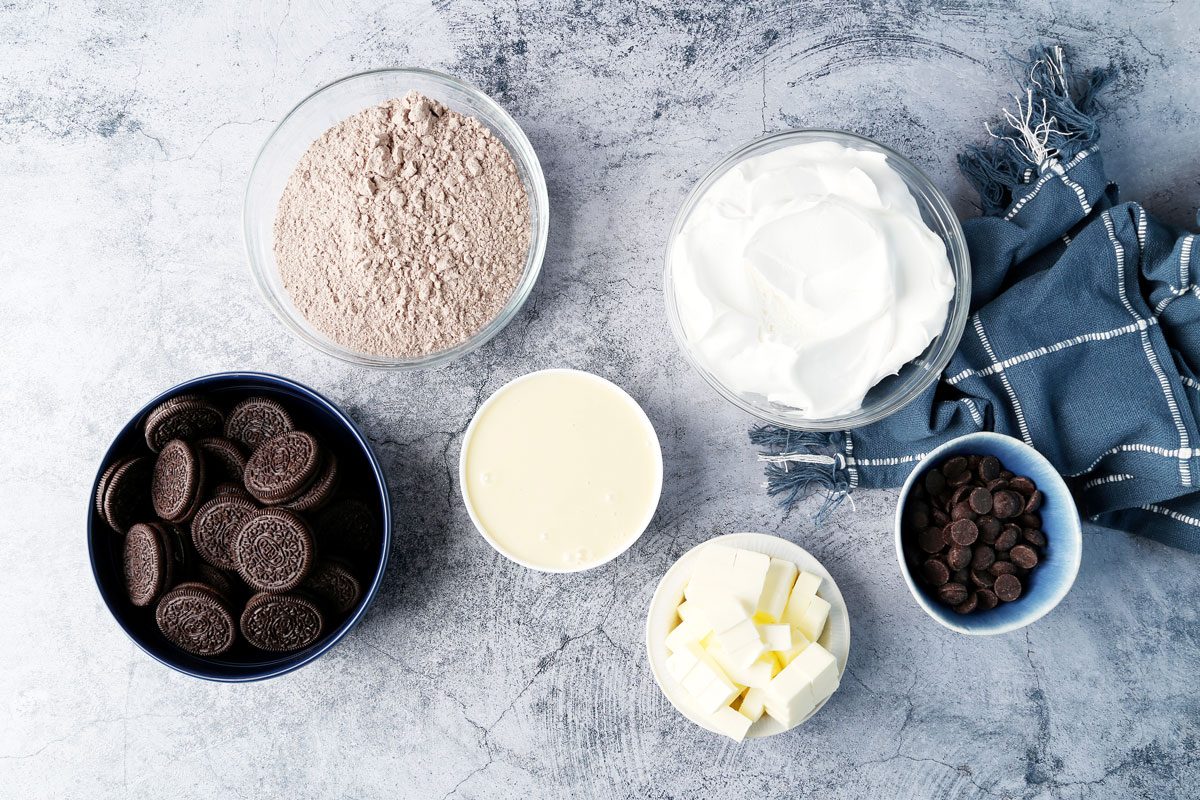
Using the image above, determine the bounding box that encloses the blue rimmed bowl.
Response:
[87,372,392,681]
[894,432,1082,635]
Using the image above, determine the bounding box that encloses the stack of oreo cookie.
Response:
[95,393,378,658]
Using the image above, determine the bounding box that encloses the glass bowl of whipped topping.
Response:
[664,129,971,431]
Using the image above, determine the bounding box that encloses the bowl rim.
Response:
[458,368,664,573]
[87,371,393,682]
[644,532,851,739]
[662,127,972,430]
[892,431,1083,636]
[243,66,550,370]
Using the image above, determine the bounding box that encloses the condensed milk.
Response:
[460,370,663,572]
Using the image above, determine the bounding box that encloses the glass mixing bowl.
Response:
[663,129,971,431]
[244,68,549,369]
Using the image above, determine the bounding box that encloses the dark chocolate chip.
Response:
[951,502,977,522]
[977,589,999,610]
[971,569,995,588]
[1008,476,1036,495]
[949,519,979,546]
[994,573,1022,602]
[978,456,1001,482]
[992,490,1023,519]
[994,525,1019,551]
[953,592,978,614]
[1024,490,1044,513]
[924,469,946,495]
[968,487,993,515]
[971,545,995,571]
[918,526,947,554]
[1023,529,1047,548]
[989,560,1016,577]
[977,516,1001,545]
[1010,544,1039,569]
[922,559,950,586]
[946,545,972,570]
[938,582,969,605]
[943,456,968,478]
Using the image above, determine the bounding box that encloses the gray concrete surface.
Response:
[2,2,1198,798]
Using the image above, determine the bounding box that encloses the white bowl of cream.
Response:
[459,369,663,572]
[665,130,970,429]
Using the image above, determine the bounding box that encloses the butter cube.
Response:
[707,642,780,688]
[714,618,765,668]
[729,549,771,608]
[710,705,755,742]
[756,624,793,652]
[756,558,799,622]
[787,641,840,701]
[679,648,741,714]
[739,688,766,722]
[665,644,701,682]
[677,600,694,622]
[695,593,751,634]
[685,545,739,601]
[783,571,822,624]
[777,628,812,666]
[763,681,817,727]
[665,618,708,654]
[793,595,831,642]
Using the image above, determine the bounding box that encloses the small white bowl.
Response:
[459,369,663,573]
[645,532,851,739]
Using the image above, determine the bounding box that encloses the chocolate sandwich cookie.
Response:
[124,522,177,607]
[193,562,241,602]
[314,498,378,561]
[95,455,153,534]
[191,495,258,570]
[283,452,339,513]
[232,507,315,592]
[152,439,207,523]
[225,396,294,451]
[243,431,322,505]
[212,482,252,500]
[155,582,236,656]
[302,559,362,614]
[196,437,246,484]
[240,592,325,652]
[144,395,224,452]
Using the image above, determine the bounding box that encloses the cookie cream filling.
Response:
[670,140,955,419]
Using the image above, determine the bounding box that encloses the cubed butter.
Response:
[677,643,740,714]
[756,623,793,652]
[707,642,779,688]
[684,545,739,601]
[695,593,751,634]
[786,640,840,701]
[729,549,771,608]
[793,595,831,642]
[665,644,701,682]
[763,681,817,727]
[710,705,755,742]
[665,618,708,653]
[777,628,811,666]
[756,557,799,622]
[738,687,766,723]
[783,571,822,624]
[677,600,694,622]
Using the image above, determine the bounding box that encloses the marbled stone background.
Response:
[2,1,1198,798]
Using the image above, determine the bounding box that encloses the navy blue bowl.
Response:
[88,372,392,681]
[894,432,1082,635]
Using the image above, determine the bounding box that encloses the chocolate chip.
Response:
[968,487,993,515]
[994,573,1022,601]
[989,560,1016,577]
[931,508,950,527]
[1022,528,1047,547]
[971,569,995,588]
[918,526,947,553]
[946,545,972,570]
[909,507,930,529]
[950,484,973,506]
[1010,544,1039,569]
[948,469,973,487]
[953,592,978,614]
[978,456,1001,482]
[922,559,950,586]
[992,490,1023,519]
[976,589,999,610]
[938,582,969,605]
[999,470,1014,480]
[943,456,968,478]
[971,545,995,571]
[995,524,1019,551]
[949,519,978,546]
[986,478,1009,492]
[1008,476,1036,495]
[952,567,970,585]
[977,516,1001,544]
[1020,512,1042,529]
[1024,490,1044,513]
[924,469,946,495]
[951,502,977,522]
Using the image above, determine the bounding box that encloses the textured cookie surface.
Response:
[232,507,315,592]
[240,591,325,652]
[191,495,258,570]
[155,582,236,656]
[152,439,205,523]
[225,397,294,451]
[124,522,174,607]
[144,395,223,452]
[196,437,246,484]
[282,452,339,512]
[303,559,362,614]
[244,431,321,504]
[99,455,153,534]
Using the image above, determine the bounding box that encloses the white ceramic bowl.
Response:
[459,369,663,573]
[645,532,851,738]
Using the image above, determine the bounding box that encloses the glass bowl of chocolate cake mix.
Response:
[245,68,548,369]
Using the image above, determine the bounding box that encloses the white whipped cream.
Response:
[671,140,956,418]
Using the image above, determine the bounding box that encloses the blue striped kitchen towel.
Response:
[752,46,1200,551]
